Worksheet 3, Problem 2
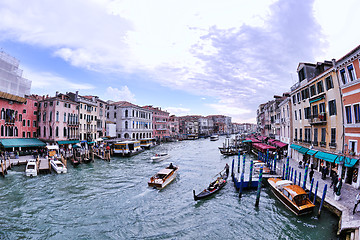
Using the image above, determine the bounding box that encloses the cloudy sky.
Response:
[1,0,359,123]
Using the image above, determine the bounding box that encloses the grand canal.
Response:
[0,136,339,239]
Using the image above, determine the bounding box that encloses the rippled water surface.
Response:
[0,137,339,239]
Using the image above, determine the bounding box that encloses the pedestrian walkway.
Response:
[278,156,360,236]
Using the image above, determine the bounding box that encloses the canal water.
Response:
[0,136,339,239]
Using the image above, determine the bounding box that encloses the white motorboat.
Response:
[151,152,170,162]
[50,160,67,174]
[25,159,38,177]
[148,164,179,189]
[210,135,219,141]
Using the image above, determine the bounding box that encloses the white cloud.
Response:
[164,107,191,116]
[23,67,95,95]
[106,86,135,102]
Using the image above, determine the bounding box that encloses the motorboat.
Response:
[268,178,315,215]
[50,159,67,174]
[25,159,38,177]
[113,140,144,157]
[210,135,219,141]
[254,162,271,174]
[140,138,157,149]
[148,164,179,190]
[151,152,170,162]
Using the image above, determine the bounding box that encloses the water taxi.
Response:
[113,140,143,157]
[148,163,179,189]
[151,152,170,162]
[25,159,38,177]
[268,178,315,215]
[254,162,271,174]
[50,159,67,174]
[140,138,156,149]
[210,135,219,141]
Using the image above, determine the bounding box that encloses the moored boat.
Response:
[193,170,228,201]
[25,159,38,177]
[50,160,67,174]
[151,152,170,162]
[148,163,179,189]
[113,140,144,157]
[210,135,219,141]
[268,178,315,215]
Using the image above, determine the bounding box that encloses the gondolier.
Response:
[225,163,229,176]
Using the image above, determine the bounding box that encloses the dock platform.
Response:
[38,158,51,174]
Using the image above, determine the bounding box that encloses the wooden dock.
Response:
[0,159,11,177]
[38,158,51,174]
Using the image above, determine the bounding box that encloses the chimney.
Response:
[55,91,59,97]
[332,58,336,67]
[76,91,79,101]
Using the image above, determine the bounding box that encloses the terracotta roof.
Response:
[111,101,139,108]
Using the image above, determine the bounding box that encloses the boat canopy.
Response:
[158,169,173,175]
[275,180,293,188]
[283,184,307,197]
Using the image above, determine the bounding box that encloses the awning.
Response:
[242,140,252,143]
[309,96,324,104]
[57,140,80,145]
[335,156,359,167]
[0,138,46,148]
[88,141,96,144]
[290,144,302,150]
[314,151,338,163]
[298,147,309,154]
[81,140,87,143]
[306,149,318,156]
[273,141,288,148]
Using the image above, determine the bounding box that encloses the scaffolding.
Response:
[0,51,31,97]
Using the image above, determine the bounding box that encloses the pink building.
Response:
[0,91,38,138]
[143,106,170,141]
[37,93,79,143]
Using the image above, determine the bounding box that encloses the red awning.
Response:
[273,141,288,148]
[253,143,277,152]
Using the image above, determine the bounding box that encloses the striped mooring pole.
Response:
[239,173,244,198]
[255,166,263,207]
[294,170,297,185]
[298,172,301,186]
[249,160,254,187]
[309,178,314,200]
[318,184,328,218]
[302,164,309,190]
[313,181,319,205]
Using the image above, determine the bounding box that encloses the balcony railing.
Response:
[320,141,326,147]
[309,113,327,125]
[329,142,337,148]
[312,141,318,146]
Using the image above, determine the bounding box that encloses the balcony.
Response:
[309,113,327,125]
[303,140,311,144]
[312,141,318,146]
[320,141,326,147]
[329,142,337,148]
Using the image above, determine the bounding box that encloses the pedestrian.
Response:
[309,168,314,181]
[353,193,360,214]
[333,177,339,195]
[330,173,338,188]
[225,163,229,176]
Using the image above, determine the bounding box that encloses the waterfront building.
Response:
[0,92,38,139]
[143,106,170,141]
[278,95,292,145]
[198,117,214,137]
[256,103,266,135]
[37,93,79,143]
[336,44,360,188]
[208,115,232,134]
[168,115,180,139]
[66,92,99,141]
[290,60,344,179]
[178,115,201,136]
[106,101,152,140]
[0,51,31,97]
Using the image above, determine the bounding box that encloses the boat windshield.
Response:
[293,194,309,206]
[27,165,35,169]
[56,163,64,168]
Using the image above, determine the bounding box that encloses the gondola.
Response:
[193,171,228,201]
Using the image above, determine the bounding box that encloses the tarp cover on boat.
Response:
[314,151,338,163]
[158,169,173,175]
[0,138,46,148]
[272,141,288,148]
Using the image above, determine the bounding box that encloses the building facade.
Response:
[143,106,170,141]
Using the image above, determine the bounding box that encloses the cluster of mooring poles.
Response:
[281,156,328,217]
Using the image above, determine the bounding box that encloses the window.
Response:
[347,65,356,82]
[319,102,325,114]
[64,127,67,137]
[354,104,360,123]
[304,88,309,99]
[49,111,52,122]
[305,128,311,142]
[345,106,352,124]
[125,110,129,117]
[304,107,311,119]
[340,69,347,84]
[321,128,326,143]
[56,127,59,137]
[56,111,59,122]
[43,126,46,137]
[299,109,302,120]
[50,101,53,106]
[23,109,26,114]
[33,120,37,127]
[298,68,306,81]
[299,129,303,141]
[22,120,26,126]
[317,80,324,94]
[43,112,46,122]
[310,85,316,97]
[22,131,25,138]
[312,105,318,118]
[313,128,318,143]
[331,128,336,143]
[33,111,37,115]
[329,100,337,116]
[325,76,334,90]
[64,113,66,122]
[80,113,82,119]
[19,114,22,122]
[114,112,116,118]
[27,120,30,127]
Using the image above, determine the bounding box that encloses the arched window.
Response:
[49,126,52,137]
[64,127,67,137]
[1,108,4,119]
[124,133,129,139]
[136,133,139,139]
[56,111,59,121]
[14,127,18,136]
[1,125,3,136]
[49,111,52,122]
[125,110,128,117]
[43,126,46,137]
[64,113,66,122]
[132,133,135,139]
[43,111,46,122]
[125,121,128,129]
